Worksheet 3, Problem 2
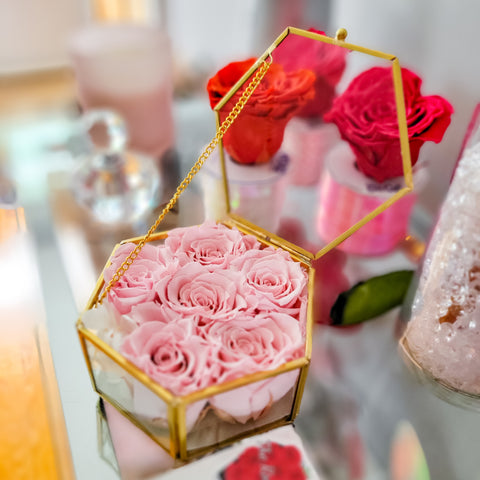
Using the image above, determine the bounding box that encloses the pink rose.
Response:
[154,262,257,321]
[230,248,308,316]
[104,243,175,315]
[206,311,304,382]
[127,300,192,326]
[164,221,260,269]
[106,242,158,270]
[121,321,214,396]
[126,301,169,325]
[105,242,174,278]
[121,321,211,430]
[206,312,303,424]
[209,370,300,424]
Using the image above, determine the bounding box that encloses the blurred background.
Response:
[1,0,478,215]
[2,2,480,479]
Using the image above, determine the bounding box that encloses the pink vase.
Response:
[69,24,175,161]
[316,143,426,256]
[282,118,340,186]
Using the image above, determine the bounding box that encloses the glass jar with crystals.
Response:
[400,105,480,408]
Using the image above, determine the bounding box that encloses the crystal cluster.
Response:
[405,140,480,394]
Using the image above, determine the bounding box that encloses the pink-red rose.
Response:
[324,66,453,182]
[274,28,348,118]
[207,59,315,164]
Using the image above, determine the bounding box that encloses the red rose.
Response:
[223,442,307,480]
[324,66,453,182]
[273,28,348,118]
[207,58,257,110]
[207,59,315,164]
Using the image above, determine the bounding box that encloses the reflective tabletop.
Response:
[3,91,480,480]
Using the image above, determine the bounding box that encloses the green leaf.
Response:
[330,270,415,326]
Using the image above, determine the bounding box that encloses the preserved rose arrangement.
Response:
[86,221,308,426]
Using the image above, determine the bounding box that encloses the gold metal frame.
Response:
[77,226,314,460]
[213,26,414,262]
[76,26,414,461]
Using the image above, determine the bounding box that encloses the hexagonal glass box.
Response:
[76,27,414,461]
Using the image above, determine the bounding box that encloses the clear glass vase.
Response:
[200,147,289,233]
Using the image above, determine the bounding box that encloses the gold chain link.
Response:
[97,57,272,305]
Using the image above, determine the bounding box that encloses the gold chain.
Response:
[97,57,272,305]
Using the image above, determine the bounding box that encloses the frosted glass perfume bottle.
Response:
[71,110,160,224]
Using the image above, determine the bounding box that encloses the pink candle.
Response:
[70,24,175,160]
[282,118,340,186]
[316,143,424,256]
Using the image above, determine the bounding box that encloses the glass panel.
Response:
[306,48,406,256]
[101,398,178,477]
[206,30,417,260]
[96,399,120,475]
[84,338,172,453]
[186,367,301,454]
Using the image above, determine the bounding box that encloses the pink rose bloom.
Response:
[121,321,214,396]
[155,262,257,321]
[127,301,196,329]
[105,242,174,279]
[164,221,260,269]
[230,247,308,316]
[105,259,178,316]
[210,370,300,424]
[104,242,177,315]
[206,311,304,383]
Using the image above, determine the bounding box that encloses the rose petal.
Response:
[209,370,299,424]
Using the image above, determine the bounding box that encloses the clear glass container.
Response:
[400,104,480,409]
[71,110,160,225]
